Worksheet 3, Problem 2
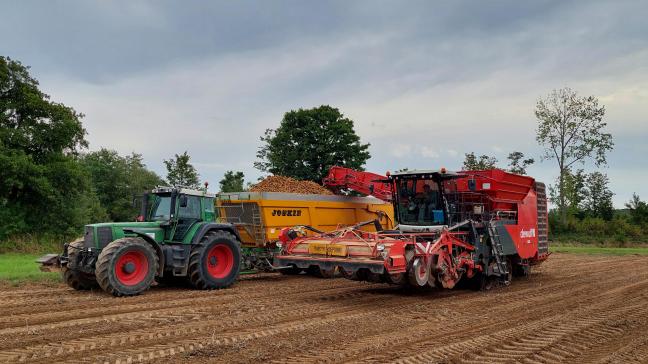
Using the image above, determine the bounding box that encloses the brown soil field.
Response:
[1,253,647,364]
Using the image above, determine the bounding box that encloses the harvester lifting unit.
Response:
[275,168,549,289]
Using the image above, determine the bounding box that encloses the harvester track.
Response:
[0,254,646,363]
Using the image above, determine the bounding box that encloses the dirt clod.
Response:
[249,175,333,195]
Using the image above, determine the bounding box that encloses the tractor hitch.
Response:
[36,254,62,272]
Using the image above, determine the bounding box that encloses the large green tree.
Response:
[219,171,245,193]
[255,105,370,183]
[0,56,103,238]
[535,87,613,223]
[81,149,164,221]
[164,151,200,188]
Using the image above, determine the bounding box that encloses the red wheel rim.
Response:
[115,250,149,286]
[206,244,234,279]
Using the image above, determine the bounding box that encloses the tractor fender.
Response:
[122,229,165,275]
[191,223,242,245]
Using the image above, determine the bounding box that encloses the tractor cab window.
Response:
[150,195,172,221]
[395,177,444,226]
[178,195,202,219]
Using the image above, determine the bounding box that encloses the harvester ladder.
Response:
[251,204,266,245]
[487,222,509,278]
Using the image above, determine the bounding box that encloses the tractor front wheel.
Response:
[187,231,241,289]
[95,238,158,297]
[63,240,97,290]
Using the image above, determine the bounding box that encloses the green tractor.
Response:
[38,186,242,296]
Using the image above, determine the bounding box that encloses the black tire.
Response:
[95,238,158,297]
[279,265,303,275]
[187,230,241,289]
[63,240,97,290]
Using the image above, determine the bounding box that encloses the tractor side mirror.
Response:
[179,195,188,208]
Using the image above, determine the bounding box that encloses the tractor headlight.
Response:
[376,243,385,252]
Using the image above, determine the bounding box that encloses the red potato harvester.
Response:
[275,167,548,289]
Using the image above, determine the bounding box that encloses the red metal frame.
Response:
[323,166,393,201]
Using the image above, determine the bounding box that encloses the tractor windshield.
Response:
[149,195,172,221]
[394,177,444,226]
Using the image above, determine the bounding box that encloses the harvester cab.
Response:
[38,186,242,297]
[389,169,462,233]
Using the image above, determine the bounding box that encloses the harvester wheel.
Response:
[95,238,158,297]
[188,230,241,289]
[407,257,430,287]
[386,272,408,286]
[62,240,97,290]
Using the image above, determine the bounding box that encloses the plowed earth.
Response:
[1,253,647,364]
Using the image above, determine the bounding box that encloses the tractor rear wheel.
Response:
[187,231,241,289]
[95,238,158,297]
[63,240,97,290]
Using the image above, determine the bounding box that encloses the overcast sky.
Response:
[2,1,647,207]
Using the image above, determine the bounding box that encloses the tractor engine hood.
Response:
[83,222,165,249]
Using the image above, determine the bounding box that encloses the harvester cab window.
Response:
[396,177,445,226]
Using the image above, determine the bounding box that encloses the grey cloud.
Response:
[2,0,647,207]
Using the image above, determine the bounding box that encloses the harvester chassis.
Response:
[275,219,516,289]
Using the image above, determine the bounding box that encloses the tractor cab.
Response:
[390,169,462,233]
[140,186,217,242]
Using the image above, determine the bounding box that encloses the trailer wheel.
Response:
[95,238,158,297]
[188,230,241,290]
[63,240,97,290]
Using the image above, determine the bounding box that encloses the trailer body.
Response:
[217,191,394,272]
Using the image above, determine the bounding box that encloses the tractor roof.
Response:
[152,186,215,198]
